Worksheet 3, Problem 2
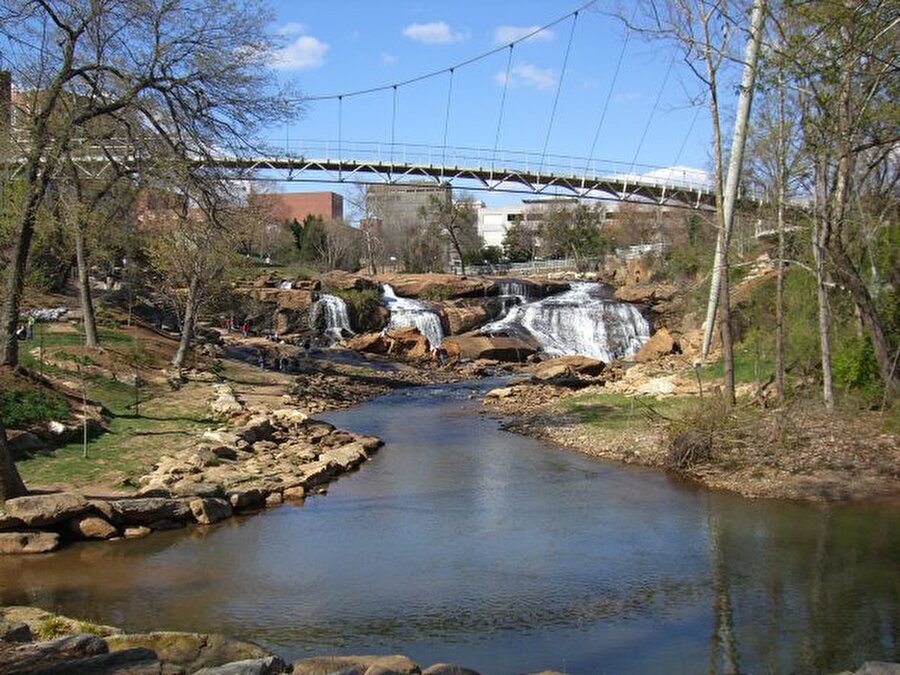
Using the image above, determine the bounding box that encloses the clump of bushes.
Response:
[0,388,69,428]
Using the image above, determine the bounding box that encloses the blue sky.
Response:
[263,0,730,206]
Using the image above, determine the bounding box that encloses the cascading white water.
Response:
[492,279,540,320]
[382,284,444,348]
[480,282,650,362]
[309,294,353,342]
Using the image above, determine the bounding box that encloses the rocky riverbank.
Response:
[482,359,900,503]
[0,605,489,675]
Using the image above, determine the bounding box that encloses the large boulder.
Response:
[346,328,429,360]
[634,327,679,362]
[292,655,420,675]
[189,498,233,525]
[438,300,494,335]
[108,498,191,526]
[319,443,368,471]
[442,336,536,362]
[69,516,118,540]
[378,273,490,299]
[106,632,272,672]
[3,492,90,527]
[194,656,290,675]
[320,271,379,292]
[0,532,60,554]
[529,356,606,379]
[614,283,677,304]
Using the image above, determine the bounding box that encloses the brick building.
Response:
[253,191,344,224]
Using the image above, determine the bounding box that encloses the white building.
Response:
[476,204,525,248]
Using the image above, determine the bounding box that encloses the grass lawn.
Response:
[10,321,222,490]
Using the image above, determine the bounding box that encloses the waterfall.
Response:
[492,279,540,320]
[382,284,444,348]
[480,282,650,362]
[309,294,353,342]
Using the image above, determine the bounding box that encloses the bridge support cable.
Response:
[539,9,580,178]
[390,85,398,177]
[492,45,514,174]
[583,8,635,189]
[442,68,454,174]
[627,53,675,178]
[338,95,343,181]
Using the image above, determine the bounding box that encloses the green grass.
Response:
[699,347,775,385]
[561,392,694,431]
[17,385,215,488]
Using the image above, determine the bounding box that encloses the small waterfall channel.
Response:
[382,284,444,348]
[309,294,353,342]
[481,282,650,361]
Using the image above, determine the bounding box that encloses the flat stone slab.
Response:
[3,492,90,527]
[0,532,60,554]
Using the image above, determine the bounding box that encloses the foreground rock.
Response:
[443,335,536,362]
[0,606,484,675]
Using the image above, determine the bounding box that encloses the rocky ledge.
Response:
[0,387,383,554]
[0,606,486,675]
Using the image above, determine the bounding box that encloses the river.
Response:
[0,380,897,674]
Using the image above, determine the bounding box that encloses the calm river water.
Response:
[0,381,897,674]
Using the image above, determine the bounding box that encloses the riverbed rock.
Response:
[422,665,482,675]
[442,335,536,362]
[106,632,273,672]
[634,328,679,362]
[227,489,265,511]
[0,620,32,643]
[320,271,379,292]
[3,492,90,527]
[439,300,494,335]
[0,532,60,554]
[0,634,109,669]
[283,486,306,500]
[614,283,677,304]
[378,273,489,299]
[210,385,244,416]
[69,516,118,540]
[124,526,152,538]
[194,655,290,675]
[530,355,606,379]
[110,498,191,526]
[319,442,368,471]
[292,655,420,675]
[189,498,233,525]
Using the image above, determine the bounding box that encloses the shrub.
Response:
[0,388,69,428]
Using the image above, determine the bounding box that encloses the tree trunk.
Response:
[171,273,200,371]
[74,225,99,349]
[774,73,787,402]
[0,179,45,367]
[828,245,899,396]
[813,217,835,411]
[719,260,736,406]
[0,421,27,501]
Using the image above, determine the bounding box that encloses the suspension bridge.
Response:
[2,1,731,209]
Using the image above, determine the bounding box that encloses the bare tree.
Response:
[0,0,293,366]
[420,191,482,276]
[778,0,899,401]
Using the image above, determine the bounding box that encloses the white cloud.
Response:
[402,21,468,44]
[494,63,556,90]
[382,53,398,65]
[277,22,307,36]
[493,25,555,45]
[274,35,329,71]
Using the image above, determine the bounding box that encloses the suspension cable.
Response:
[628,53,675,175]
[442,68,454,165]
[539,9,580,176]
[583,7,636,179]
[492,45,514,169]
[302,0,597,102]
[390,85,398,163]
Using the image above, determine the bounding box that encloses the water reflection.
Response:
[0,383,896,674]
